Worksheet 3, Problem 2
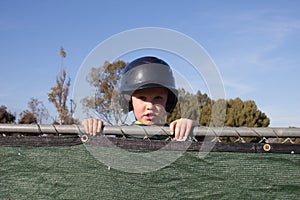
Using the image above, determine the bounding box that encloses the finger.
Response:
[88,118,93,135]
[97,120,102,133]
[184,122,192,140]
[186,124,192,137]
[174,122,181,140]
[179,120,187,140]
[169,121,176,135]
[92,119,98,136]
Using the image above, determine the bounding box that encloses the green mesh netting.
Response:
[1,145,299,199]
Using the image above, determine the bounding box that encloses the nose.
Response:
[145,101,154,110]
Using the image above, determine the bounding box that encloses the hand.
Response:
[169,118,198,141]
[82,118,103,136]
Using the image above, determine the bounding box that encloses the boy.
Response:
[83,56,197,141]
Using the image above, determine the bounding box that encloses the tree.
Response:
[48,68,71,124]
[225,98,270,127]
[18,98,49,124]
[210,99,227,126]
[19,110,37,124]
[82,60,127,125]
[167,88,201,124]
[48,47,79,125]
[27,98,49,124]
[48,47,79,124]
[170,92,270,127]
[0,105,15,123]
[197,91,213,126]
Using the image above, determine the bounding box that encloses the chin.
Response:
[144,121,155,126]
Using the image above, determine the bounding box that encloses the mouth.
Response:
[144,113,155,120]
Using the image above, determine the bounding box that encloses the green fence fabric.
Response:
[1,145,299,199]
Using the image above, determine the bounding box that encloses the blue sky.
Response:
[0,0,299,127]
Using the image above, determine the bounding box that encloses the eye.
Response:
[137,96,147,101]
[154,96,164,101]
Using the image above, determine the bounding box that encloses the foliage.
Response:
[167,89,203,124]
[82,60,127,125]
[19,110,37,124]
[59,47,66,58]
[168,90,269,128]
[0,105,15,123]
[48,68,73,124]
[47,47,79,124]
[225,98,270,127]
[27,98,49,124]
[18,98,50,124]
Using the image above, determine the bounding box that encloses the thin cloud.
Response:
[223,79,255,97]
[0,93,11,99]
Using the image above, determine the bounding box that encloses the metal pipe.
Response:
[0,124,300,137]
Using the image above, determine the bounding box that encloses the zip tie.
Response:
[234,137,246,143]
[37,124,42,135]
[192,136,199,142]
[118,125,127,139]
[233,128,246,143]
[211,137,222,143]
[259,137,270,143]
[140,126,150,141]
[205,127,221,142]
[52,124,59,135]
[159,126,172,141]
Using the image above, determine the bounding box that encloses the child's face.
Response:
[131,87,168,125]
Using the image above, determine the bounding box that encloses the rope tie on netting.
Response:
[158,127,172,141]
[270,128,295,144]
[188,126,199,142]
[259,128,278,143]
[259,137,270,143]
[140,126,151,141]
[233,128,246,143]
[209,127,222,143]
[282,138,295,144]
[192,136,199,142]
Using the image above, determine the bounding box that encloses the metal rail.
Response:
[0,124,300,138]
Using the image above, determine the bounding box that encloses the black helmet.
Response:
[119,56,178,113]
